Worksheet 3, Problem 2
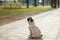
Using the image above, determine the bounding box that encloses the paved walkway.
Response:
[0,8,60,40]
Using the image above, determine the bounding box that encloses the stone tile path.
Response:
[0,8,60,40]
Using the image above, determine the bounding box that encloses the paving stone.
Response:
[43,37,55,40]
[57,38,60,40]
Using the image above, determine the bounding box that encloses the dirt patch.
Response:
[0,12,41,26]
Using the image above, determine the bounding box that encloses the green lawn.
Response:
[0,6,53,17]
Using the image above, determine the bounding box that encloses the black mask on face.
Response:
[27,17,33,22]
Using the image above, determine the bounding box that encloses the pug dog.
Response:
[27,17,43,39]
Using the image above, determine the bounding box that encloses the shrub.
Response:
[3,2,22,9]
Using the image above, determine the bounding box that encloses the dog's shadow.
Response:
[27,38,43,40]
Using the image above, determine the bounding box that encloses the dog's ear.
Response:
[27,17,32,22]
[27,17,30,22]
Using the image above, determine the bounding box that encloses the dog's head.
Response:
[27,17,34,25]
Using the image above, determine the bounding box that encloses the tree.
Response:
[42,0,44,6]
[0,1,2,6]
[26,0,29,8]
[14,0,16,3]
[53,0,57,8]
[51,0,57,8]
[34,0,37,7]
[51,0,54,8]
[57,0,59,8]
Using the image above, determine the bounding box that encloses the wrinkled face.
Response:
[28,21,35,25]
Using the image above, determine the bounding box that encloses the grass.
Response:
[0,6,53,17]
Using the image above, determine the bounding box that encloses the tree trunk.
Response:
[34,0,37,7]
[53,0,57,8]
[14,0,16,3]
[58,0,59,8]
[26,0,29,8]
[0,1,2,6]
[42,0,44,6]
[51,0,57,8]
[51,0,54,8]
